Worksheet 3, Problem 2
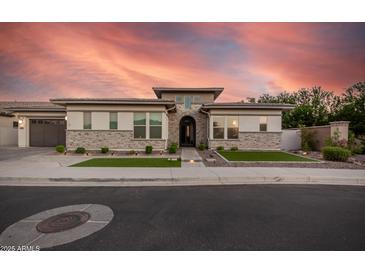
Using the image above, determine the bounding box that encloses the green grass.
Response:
[71,158,181,167]
[218,151,317,162]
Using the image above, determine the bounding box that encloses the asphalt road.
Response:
[0,184,365,250]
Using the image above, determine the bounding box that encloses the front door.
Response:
[180,116,196,147]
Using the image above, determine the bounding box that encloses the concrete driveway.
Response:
[0,147,54,161]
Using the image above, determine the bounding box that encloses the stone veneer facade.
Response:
[209,132,282,150]
[66,130,166,150]
[167,104,208,147]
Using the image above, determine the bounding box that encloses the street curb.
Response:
[0,175,364,187]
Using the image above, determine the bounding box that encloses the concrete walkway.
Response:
[180,147,205,167]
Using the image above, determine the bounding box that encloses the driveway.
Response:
[0,147,53,161]
[0,184,364,250]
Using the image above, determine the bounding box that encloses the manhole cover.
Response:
[36,211,90,233]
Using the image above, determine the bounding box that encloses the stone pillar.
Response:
[330,121,350,141]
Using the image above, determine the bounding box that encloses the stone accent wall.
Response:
[66,130,166,150]
[167,104,208,147]
[209,132,282,150]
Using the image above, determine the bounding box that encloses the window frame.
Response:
[175,95,183,104]
[212,116,225,139]
[259,116,268,132]
[184,96,193,109]
[109,112,118,130]
[149,112,162,139]
[83,112,91,130]
[227,116,239,139]
[133,112,147,139]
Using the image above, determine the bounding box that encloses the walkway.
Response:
[180,147,205,167]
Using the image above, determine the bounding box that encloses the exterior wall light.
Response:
[65,116,67,121]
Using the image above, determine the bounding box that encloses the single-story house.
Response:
[2,87,294,150]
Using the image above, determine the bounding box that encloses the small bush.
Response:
[129,150,136,155]
[169,143,178,154]
[75,147,86,154]
[216,146,224,151]
[55,145,65,153]
[322,146,351,162]
[198,143,206,151]
[101,147,109,154]
[230,146,238,151]
[301,127,316,151]
[145,145,153,154]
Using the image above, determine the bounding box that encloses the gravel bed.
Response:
[198,149,365,169]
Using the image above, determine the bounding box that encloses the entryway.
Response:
[180,147,205,167]
[179,116,196,147]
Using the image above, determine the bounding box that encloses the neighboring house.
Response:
[4,87,294,150]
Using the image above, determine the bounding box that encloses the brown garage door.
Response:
[30,119,66,147]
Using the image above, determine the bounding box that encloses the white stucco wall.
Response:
[91,112,109,130]
[267,116,282,132]
[239,116,259,132]
[67,112,83,130]
[118,112,133,130]
[281,129,301,151]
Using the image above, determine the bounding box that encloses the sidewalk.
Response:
[0,160,364,186]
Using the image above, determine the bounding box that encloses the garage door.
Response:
[30,119,66,147]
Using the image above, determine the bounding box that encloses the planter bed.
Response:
[71,158,181,168]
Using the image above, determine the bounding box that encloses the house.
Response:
[3,87,294,150]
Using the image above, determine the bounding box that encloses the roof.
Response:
[50,98,175,107]
[0,101,64,116]
[152,87,224,100]
[201,102,295,111]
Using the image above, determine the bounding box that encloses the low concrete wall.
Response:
[209,132,281,150]
[281,129,301,151]
[66,130,166,150]
[0,126,18,146]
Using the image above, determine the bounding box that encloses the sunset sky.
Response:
[0,23,364,102]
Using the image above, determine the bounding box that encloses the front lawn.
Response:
[71,158,181,167]
[218,150,317,162]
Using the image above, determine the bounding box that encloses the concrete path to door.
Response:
[180,147,205,167]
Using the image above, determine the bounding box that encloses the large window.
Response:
[150,112,162,139]
[260,116,267,132]
[213,116,225,139]
[227,116,239,139]
[83,112,91,129]
[184,96,193,109]
[109,112,118,129]
[175,96,183,103]
[134,113,146,138]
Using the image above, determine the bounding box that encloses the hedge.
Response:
[322,146,351,162]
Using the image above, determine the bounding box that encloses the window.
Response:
[260,116,267,132]
[227,116,239,139]
[134,113,146,139]
[150,112,162,139]
[83,112,91,129]
[175,96,183,103]
[184,96,193,109]
[13,121,18,128]
[213,116,225,139]
[109,112,118,129]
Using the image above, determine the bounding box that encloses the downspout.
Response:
[200,107,210,148]
[164,104,176,150]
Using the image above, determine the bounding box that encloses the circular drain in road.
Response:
[0,204,113,250]
[36,211,90,233]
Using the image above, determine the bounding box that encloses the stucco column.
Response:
[330,121,350,141]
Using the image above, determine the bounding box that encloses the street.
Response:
[0,184,365,250]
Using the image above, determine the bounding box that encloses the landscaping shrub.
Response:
[216,146,224,151]
[322,146,351,162]
[75,147,86,154]
[168,143,178,154]
[101,147,109,154]
[145,145,153,154]
[55,145,65,153]
[198,143,206,151]
[300,127,316,151]
[129,150,136,155]
[230,146,238,151]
